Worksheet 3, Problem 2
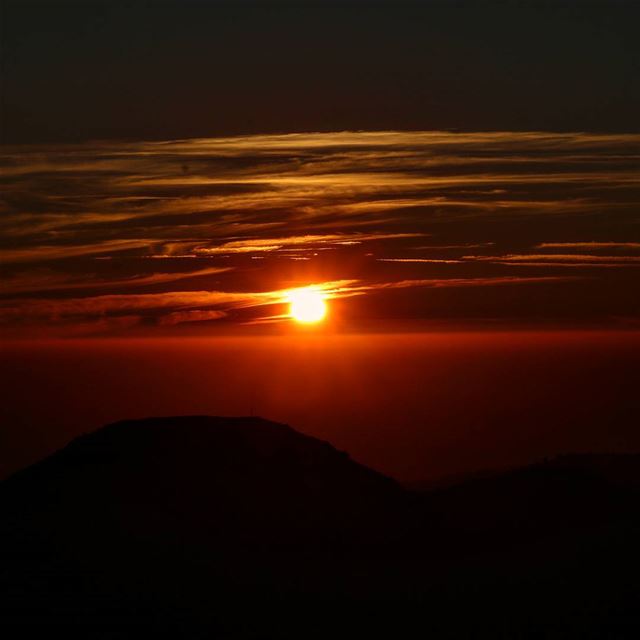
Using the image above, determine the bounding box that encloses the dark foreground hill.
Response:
[1,416,639,638]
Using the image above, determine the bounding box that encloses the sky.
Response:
[1,1,639,481]
[2,332,640,482]
[2,1,639,143]
[1,131,639,336]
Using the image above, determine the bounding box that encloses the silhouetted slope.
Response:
[1,416,401,539]
[422,454,639,538]
[1,416,639,638]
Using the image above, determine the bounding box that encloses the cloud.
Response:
[2,130,639,333]
[157,309,228,325]
[1,239,158,264]
[536,242,640,250]
[364,276,582,291]
[411,243,495,250]
[0,273,576,331]
[0,290,263,322]
[159,233,423,257]
[0,279,359,324]
[464,254,640,267]
[0,267,231,295]
[377,258,463,264]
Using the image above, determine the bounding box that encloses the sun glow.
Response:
[287,288,327,324]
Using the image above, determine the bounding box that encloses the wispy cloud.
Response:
[157,233,424,257]
[464,254,640,267]
[0,274,580,331]
[2,130,639,334]
[1,240,158,264]
[1,266,231,295]
[0,279,359,324]
[364,276,582,291]
[377,258,463,264]
[157,309,228,325]
[536,242,640,250]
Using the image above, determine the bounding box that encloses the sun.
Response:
[287,288,327,324]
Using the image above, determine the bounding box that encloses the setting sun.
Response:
[287,288,327,324]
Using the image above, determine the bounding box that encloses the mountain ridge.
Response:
[2,415,639,638]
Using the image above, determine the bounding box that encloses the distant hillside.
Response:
[2,416,639,638]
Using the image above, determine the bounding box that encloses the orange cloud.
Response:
[1,267,231,295]
[1,240,157,264]
[2,130,638,334]
[157,309,228,325]
[464,254,640,266]
[377,258,463,264]
[157,233,424,257]
[536,242,640,250]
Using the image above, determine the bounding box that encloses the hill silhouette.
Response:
[2,416,639,638]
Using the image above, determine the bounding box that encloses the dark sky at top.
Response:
[2,0,639,143]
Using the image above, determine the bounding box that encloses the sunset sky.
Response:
[1,1,639,482]
[2,131,639,336]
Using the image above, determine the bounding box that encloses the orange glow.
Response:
[287,288,327,323]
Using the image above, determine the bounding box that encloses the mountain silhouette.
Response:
[2,416,639,638]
